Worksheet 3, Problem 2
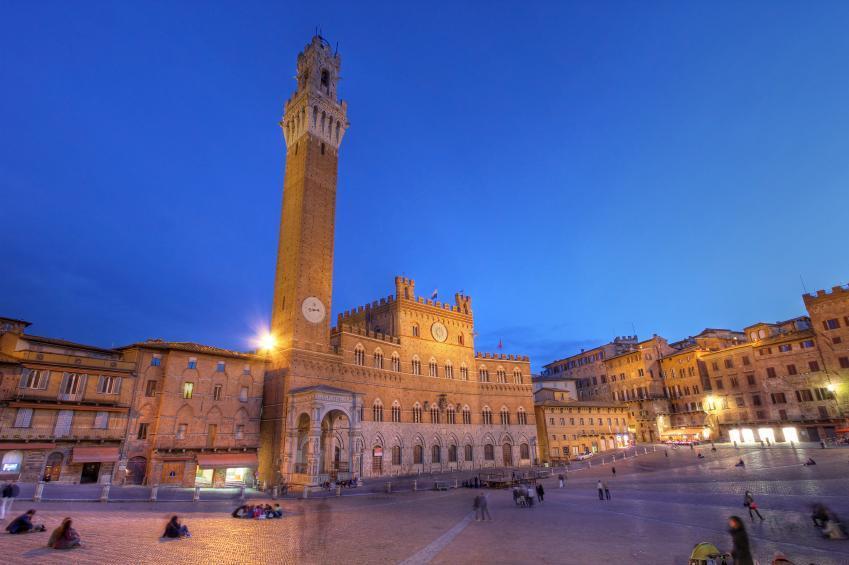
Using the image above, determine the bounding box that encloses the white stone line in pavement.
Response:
[398,511,475,565]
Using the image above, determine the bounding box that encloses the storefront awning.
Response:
[72,446,120,463]
[196,453,258,468]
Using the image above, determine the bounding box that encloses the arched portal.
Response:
[320,409,350,476]
[295,413,311,474]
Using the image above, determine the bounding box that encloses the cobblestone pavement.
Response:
[3,445,849,564]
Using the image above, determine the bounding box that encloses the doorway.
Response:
[80,462,101,484]
[502,443,513,466]
[161,461,184,485]
[44,452,63,482]
[126,456,147,485]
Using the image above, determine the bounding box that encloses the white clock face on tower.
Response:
[431,322,448,343]
[301,297,326,324]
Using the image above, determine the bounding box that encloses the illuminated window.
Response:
[183,382,194,399]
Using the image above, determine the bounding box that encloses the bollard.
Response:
[239,485,246,502]
[149,485,158,502]
[587,461,591,468]
[454,479,458,489]
[385,482,392,494]
[272,486,279,500]
[34,481,45,502]
[100,484,110,503]
[644,448,648,455]
[413,480,417,492]
[336,485,341,497]
[193,486,201,502]
[302,486,310,499]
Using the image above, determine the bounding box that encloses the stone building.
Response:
[116,341,267,487]
[260,36,536,486]
[534,397,631,464]
[0,317,135,484]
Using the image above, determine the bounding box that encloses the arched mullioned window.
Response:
[412,324,420,337]
[411,356,421,375]
[446,405,456,424]
[479,366,489,382]
[391,445,401,465]
[520,443,530,460]
[462,405,472,425]
[513,369,523,384]
[430,405,440,424]
[391,352,400,372]
[448,445,458,463]
[372,399,384,422]
[413,444,423,464]
[500,406,510,425]
[444,360,454,379]
[517,407,528,425]
[354,344,365,366]
[460,363,469,381]
[431,444,441,463]
[482,406,492,425]
[373,349,384,369]
[484,444,495,461]
[496,367,507,383]
[464,444,473,461]
[412,402,422,423]
[428,358,438,377]
[391,401,401,423]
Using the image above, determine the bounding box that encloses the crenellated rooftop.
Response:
[475,352,530,363]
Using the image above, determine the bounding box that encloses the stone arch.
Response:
[498,431,515,445]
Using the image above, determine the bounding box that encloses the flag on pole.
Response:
[497,338,503,350]
[431,289,438,300]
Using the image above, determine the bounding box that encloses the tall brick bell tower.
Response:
[261,35,348,484]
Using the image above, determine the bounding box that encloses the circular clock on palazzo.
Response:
[431,321,448,342]
[301,296,326,324]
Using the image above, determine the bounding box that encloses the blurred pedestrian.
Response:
[743,491,764,521]
[611,466,616,477]
[603,482,611,500]
[558,474,564,488]
[535,483,544,503]
[47,517,81,549]
[162,515,190,538]
[728,516,753,565]
[1,481,19,520]
[597,480,604,501]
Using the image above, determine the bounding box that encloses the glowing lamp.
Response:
[826,383,836,392]
[259,332,277,351]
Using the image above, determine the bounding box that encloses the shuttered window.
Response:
[19,369,50,389]
[94,411,109,429]
[97,375,121,394]
[14,408,33,428]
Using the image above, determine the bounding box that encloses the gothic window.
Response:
[458,333,464,346]
[460,364,469,381]
[496,367,507,383]
[517,407,528,425]
[372,400,384,422]
[513,369,523,384]
[446,405,456,424]
[430,405,440,424]
[354,344,365,366]
[462,405,471,425]
[444,360,454,379]
[413,445,423,464]
[484,444,495,461]
[321,69,330,95]
[464,444,473,461]
[431,445,441,463]
[448,445,458,463]
[520,443,530,460]
[500,407,510,425]
[373,349,384,369]
[412,403,422,423]
[411,356,421,375]
[313,106,318,127]
[482,406,493,425]
[391,445,401,465]
[391,352,401,372]
[391,401,401,423]
[479,367,489,382]
[428,358,438,377]
[412,324,420,337]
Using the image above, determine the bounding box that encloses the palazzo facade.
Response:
[260,36,536,486]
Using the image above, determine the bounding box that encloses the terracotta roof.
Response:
[0,316,32,326]
[118,340,261,360]
[21,334,118,356]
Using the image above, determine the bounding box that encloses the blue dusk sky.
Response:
[2,2,848,371]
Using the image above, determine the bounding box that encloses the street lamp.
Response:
[258,332,277,352]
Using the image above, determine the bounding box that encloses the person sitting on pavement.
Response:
[6,509,46,534]
[812,504,829,528]
[735,459,745,467]
[47,517,81,549]
[805,457,817,466]
[162,515,190,538]
[273,504,283,518]
[697,453,705,459]
[231,505,248,518]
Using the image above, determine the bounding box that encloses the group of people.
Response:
[472,493,491,521]
[811,503,848,540]
[5,509,80,549]
[511,483,544,507]
[231,503,283,519]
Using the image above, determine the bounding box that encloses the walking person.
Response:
[611,466,616,477]
[728,516,754,565]
[477,493,491,521]
[558,474,564,488]
[1,481,19,520]
[535,483,544,503]
[603,481,611,500]
[597,480,604,501]
[743,491,764,521]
